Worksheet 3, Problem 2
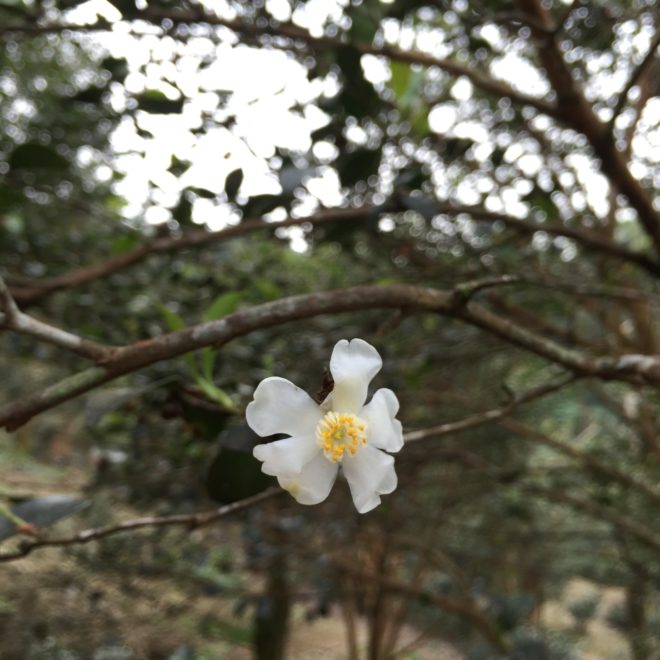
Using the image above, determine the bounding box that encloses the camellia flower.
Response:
[246,338,404,514]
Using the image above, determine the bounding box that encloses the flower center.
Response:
[316,411,368,463]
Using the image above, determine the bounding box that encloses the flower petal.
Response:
[342,445,397,514]
[278,452,339,505]
[246,377,321,437]
[330,339,382,413]
[253,435,321,479]
[361,388,404,453]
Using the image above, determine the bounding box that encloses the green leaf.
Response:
[224,168,243,201]
[172,192,193,226]
[0,496,89,542]
[71,84,107,104]
[337,147,382,187]
[524,185,560,220]
[389,61,413,104]
[195,377,237,412]
[206,426,274,504]
[135,89,184,114]
[189,186,216,199]
[110,234,140,254]
[336,46,381,119]
[199,291,242,379]
[348,3,380,44]
[203,291,242,322]
[101,56,129,83]
[159,304,186,332]
[159,305,199,376]
[389,61,427,136]
[201,348,216,381]
[107,0,140,17]
[9,143,69,170]
[0,186,24,212]
[241,193,290,217]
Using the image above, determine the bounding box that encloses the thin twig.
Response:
[404,373,576,443]
[0,487,282,562]
[0,275,113,362]
[608,28,660,136]
[12,202,660,305]
[11,207,371,304]
[0,275,20,324]
[527,485,660,554]
[502,419,660,507]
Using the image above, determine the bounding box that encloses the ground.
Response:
[0,440,633,659]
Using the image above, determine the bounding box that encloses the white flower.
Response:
[246,338,404,514]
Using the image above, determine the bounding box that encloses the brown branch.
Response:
[333,558,508,652]
[13,202,660,306]
[502,419,660,508]
[404,374,576,443]
[11,207,371,305]
[0,487,282,562]
[608,28,660,137]
[528,486,660,554]
[432,202,660,277]
[0,275,111,362]
[517,0,660,253]
[3,282,660,431]
[0,483,505,651]
[0,8,559,119]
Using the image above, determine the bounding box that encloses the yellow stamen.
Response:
[315,411,368,463]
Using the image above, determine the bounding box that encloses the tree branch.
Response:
[502,419,660,507]
[2,283,660,431]
[404,373,576,443]
[0,275,112,362]
[517,0,660,254]
[0,8,559,119]
[11,207,371,304]
[0,487,282,562]
[608,28,660,137]
[334,559,508,651]
[12,202,660,306]
[528,485,660,554]
[433,202,660,277]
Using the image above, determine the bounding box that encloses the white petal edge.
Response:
[253,435,321,479]
[278,452,339,505]
[342,445,397,514]
[246,377,321,438]
[330,339,383,413]
[360,388,403,453]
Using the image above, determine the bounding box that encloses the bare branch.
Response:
[502,419,660,508]
[0,487,282,562]
[528,485,660,554]
[0,9,559,119]
[12,203,660,306]
[0,275,112,362]
[517,0,660,253]
[3,283,660,431]
[608,28,660,136]
[404,373,576,443]
[11,207,371,304]
[433,202,660,277]
[0,275,20,323]
[334,559,508,651]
